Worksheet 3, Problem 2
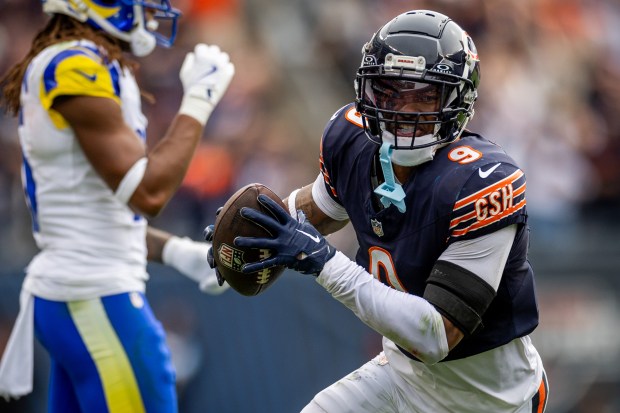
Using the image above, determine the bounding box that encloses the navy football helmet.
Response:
[355,10,480,154]
[42,0,181,56]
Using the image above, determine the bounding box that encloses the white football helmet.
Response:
[42,0,181,57]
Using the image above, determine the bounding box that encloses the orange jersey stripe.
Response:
[536,375,547,413]
[319,152,338,198]
[450,182,526,229]
[454,170,524,210]
[449,210,477,229]
[513,182,526,197]
[452,198,526,237]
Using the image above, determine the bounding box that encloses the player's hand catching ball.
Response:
[235,194,336,276]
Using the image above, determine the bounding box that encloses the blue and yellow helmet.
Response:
[42,0,181,56]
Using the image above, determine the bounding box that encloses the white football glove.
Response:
[178,44,235,126]
[162,236,230,295]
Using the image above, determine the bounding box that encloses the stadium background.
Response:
[1,0,619,412]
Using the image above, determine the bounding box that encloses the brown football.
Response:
[212,183,286,296]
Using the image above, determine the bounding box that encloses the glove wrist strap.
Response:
[178,92,214,126]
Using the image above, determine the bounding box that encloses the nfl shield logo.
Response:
[218,243,244,271]
[371,219,384,237]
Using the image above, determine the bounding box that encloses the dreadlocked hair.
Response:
[0,14,137,116]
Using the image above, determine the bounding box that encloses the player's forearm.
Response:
[287,183,349,235]
[131,115,202,216]
[146,226,173,262]
[317,251,450,364]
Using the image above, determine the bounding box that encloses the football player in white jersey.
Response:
[0,1,234,411]
[210,10,549,413]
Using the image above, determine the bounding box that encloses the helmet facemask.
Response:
[356,59,477,166]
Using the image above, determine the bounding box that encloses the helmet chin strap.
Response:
[383,130,438,167]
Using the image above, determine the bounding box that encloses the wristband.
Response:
[162,236,230,295]
[287,189,300,219]
[162,236,204,284]
[178,92,214,126]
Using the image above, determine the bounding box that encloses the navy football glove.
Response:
[235,194,336,276]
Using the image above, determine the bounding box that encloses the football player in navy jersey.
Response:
[208,9,548,413]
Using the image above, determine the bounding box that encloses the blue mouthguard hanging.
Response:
[374,142,406,213]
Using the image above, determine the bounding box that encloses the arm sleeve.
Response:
[317,252,449,364]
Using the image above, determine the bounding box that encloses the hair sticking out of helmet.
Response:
[41,0,181,57]
[355,10,480,167]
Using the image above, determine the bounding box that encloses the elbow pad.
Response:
[423,260,496,336]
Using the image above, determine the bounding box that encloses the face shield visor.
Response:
[365,78,444,145]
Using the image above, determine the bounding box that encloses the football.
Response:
[212,183,286,296]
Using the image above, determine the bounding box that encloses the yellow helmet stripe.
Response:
[75,0,122,19]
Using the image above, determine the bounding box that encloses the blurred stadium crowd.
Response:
[1,0,619,412]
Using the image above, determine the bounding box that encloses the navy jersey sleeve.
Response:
[319,131,341,206]
[319,103,364,207]
[448,162,527,243]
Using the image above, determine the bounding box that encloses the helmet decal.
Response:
[384,54,426,72]
[464,32,480,63]
[81,0,121,19]
[432,64,453,74]
[362,54,377,66]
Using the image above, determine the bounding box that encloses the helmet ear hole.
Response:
[131,27,157,57]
